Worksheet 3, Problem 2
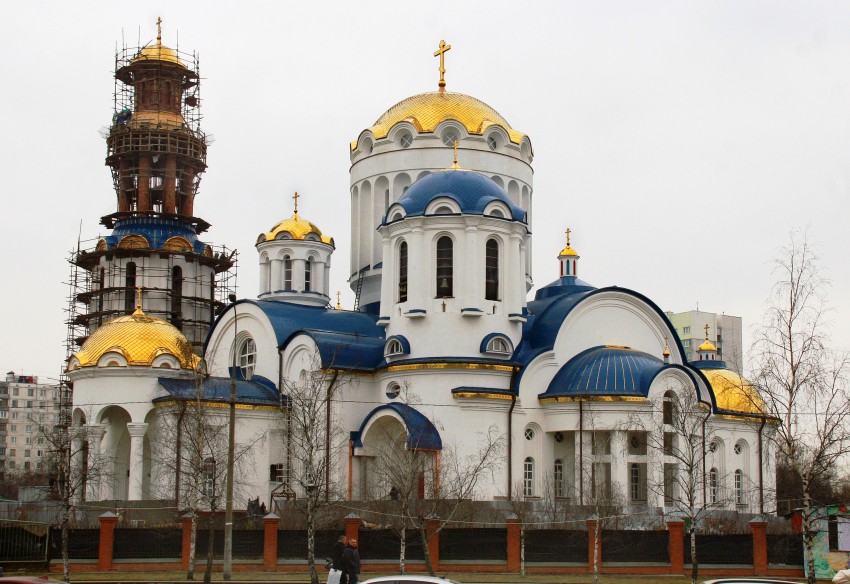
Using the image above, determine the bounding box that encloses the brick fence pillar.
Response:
[345,513,361,543]
[181,512,194,570]
[506,516,521,573]
[263,513,281,571]
[425,516,441,572]
[586,517,601,573]
[97,511,118,571]
[667,520,685,574]
[751,519,768,576]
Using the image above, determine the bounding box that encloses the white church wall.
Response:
[205,303,280,382]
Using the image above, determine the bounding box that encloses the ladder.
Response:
[353,266,368,312]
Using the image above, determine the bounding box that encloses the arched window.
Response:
[283,256,292,290]
[484,335,513,355]
[436,236,453,297]
[238,338,256,380]
[630,463,646,502]
[554,459,564,498]
[523,457,535,497]
[385,339,404,357]
[663,390,678,425]
[171,266,183,330]
[485,238,499,301]
[125,262,136,314]
[398,241,408,303]
[304,260,312,292]
[734,469,744,505]
[709,467,719,504]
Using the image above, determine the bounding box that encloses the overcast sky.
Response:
[2,1,848,381]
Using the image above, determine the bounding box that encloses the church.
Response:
[66,24,774,515]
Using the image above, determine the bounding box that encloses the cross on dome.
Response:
[434,39,452,91]
[293,191,300,214]
[336,291,342,310]
[452,139,459,169]
[704,323,710,340]
[156,16,163,43]
[136,286,143,311]
[565,228,572,247]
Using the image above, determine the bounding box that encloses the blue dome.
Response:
[535,275,596,301]
[539,346,665,400]
[104,216,208,254]
[385,170,526,224]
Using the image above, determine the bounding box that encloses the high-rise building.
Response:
[0,372,60,481]
[665,310,744,371]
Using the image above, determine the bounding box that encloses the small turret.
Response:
[696,324,718,361]
[558,228,580,277]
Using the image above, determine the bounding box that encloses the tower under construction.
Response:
[67,20,236,356]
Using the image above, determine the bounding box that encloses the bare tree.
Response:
[281,350,349,584]
[752,231,850,584]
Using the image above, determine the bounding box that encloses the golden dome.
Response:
[698,339,717,352]
[132,39,184,67]
[257,212,334,246]
[353,91,526,150]
[559,245,578,257]
[71,308,199,370]
[702,368,764,415]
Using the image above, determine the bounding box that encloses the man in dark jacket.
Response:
[342,538,361,584]
[331,535,348,584]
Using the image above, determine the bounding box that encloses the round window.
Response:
[386,383,401,400]
[554,431,565,443]
[443,132,458,147]
[734,443,742,455]
[400,133,413,149]
[487,136,497,150]
[524,427,535,441]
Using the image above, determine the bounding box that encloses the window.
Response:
[683,326,691,334]
[630,463,647,502]
[663,391,677,424]
[283,256,293,290]
[171,266,183,329]
[24,450,30,457]
[125,262,136,313]
[238,338,256,380]
[628,432,647,455]
[487,136,497,150]
[523,457,535,497]
[400,133,413,148]
[304,260,312,292]
[25,425,31,432]
[709,467,719,504]
[554,459,565,498]
[485,336,511,355]
[591,431,611,455]
[554,431,565,443]
[524,427,535,441]
[10,437,15,444]
[664,463,676,504]
[436,236,453,297]
[384,339,404,357]
[269,463,286,482]
[442,132,458,147]
[734,442,743,455]
[735,469,744,505]
[27,388,34,397]
[38,390,45,398]
[202,457,216,497]
[398,241,408,302]
[386,383,401,399]
[663,432,675,455]
[485,239,499,301]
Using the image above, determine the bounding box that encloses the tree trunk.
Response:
[690,527,698,584]
[520,526,525,577]
[61,503,70,583]
[307,495,318,584]
[802,474,817,584]
[203,506,215,584]
[592,521,600,584]
[419,523,435,576]
[399,524,406,575]
[186,511,197,580]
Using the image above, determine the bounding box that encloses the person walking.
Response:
[330,535,348,584]
[342,538,361,584]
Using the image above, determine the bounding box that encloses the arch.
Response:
[384,335,410,357]
[709,467,719,504]
[491,175,505,189]
[734,468,745,505]
[425,197,461,216]
[354,403,442,451]
[484,126,509,151]
[374,175,390,262]
[480,333,513,355]
[435,235,454,298]
[507,180,520,206]
[485,238,500,301]
[359,180,372,267]
[416,171,431,182]
[117,234,150,250]
[398,240,408,303]
[392,173,412,203]
[663,390,679,425]
[163,236,192,253]
[97,405,132,501]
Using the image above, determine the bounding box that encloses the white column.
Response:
[314,260,326,297]
[464,225,479,308]
[259,261,270,295]
[270,259,282,292]
[85,425,106,502]
[293,259,307,293]
[379,236,393,315]
[126,423,148,501]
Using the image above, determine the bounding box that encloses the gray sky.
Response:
[2,1,848,381]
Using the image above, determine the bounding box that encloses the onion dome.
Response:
[353,91,526,150]
[695,324,718,361]
[386,170,526,223]
[256,195,334,247]
[69,307,199,370]
[698,338,717,352]
[692,361,764,415]
[132,19,184,67]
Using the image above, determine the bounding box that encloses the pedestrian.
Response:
[330,534,347,584]
[342,538,361,584]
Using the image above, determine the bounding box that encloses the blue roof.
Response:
[534,275,597,301]
[385,170,526,224]
[207,300,386,371]
[157,374,282,406]
[539,346,665,399]
[352,403,442,450]
[105,216,208,254]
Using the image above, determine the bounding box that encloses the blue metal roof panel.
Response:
[157,375,282,406]
[540,346,665,398]
[352,403,442,450]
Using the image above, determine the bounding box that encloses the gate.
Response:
[0,519,51,564]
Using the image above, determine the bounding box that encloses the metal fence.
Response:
[525,529,587,563]
[602,529,669,563]
[440,528,507,561]
[683,534,754,565]
[767,533,804,566]
[0,519,51,564]
[113,527,182,559]
[359,528,424,561]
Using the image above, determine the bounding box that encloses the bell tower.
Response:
[68,19,236,354]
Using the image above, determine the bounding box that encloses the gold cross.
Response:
[704,323,710,340]
[293,191,300,214]
[434,40,452,90]
[136,286,143,311]
[156,17,162,43]
[336,291,342,310]
[565,227,572,247]
[452,140,459,168]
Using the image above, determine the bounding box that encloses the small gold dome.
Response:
[353,91,526,150]
[702,368,764,415]
[71,308,199,370]
[559,245,578,257]
[132,39,184,67]
[698,339,717,352]
[257,212,334,246]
